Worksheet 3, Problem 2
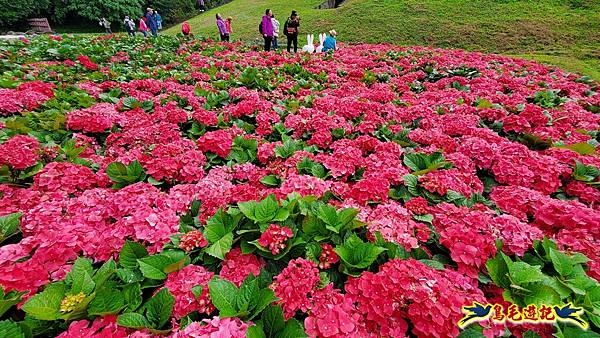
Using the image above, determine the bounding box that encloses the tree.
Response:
[0,0,37,28]
[62,0,144,25]
[149,0,196,25]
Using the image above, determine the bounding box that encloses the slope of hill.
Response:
[164,0,600,80]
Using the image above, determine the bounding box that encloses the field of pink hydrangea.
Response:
[0,35,599,338]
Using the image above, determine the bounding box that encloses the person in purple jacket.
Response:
[261,9,274,51]
[216,14,229,41]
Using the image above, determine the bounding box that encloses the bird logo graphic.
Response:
[458,302,493,328]
[553,303,588,329]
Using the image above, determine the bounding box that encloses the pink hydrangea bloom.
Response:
[197,130,234,158]
[272,258,321,319]
[179,230,208,252]
[258,224,294,255]
[219,247,264,287]
[0,135,40,170]
[163,265,215,319]
[171,317,251,338]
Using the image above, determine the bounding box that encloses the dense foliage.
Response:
[0,0,230,30]
[0,0,145,30]
[0,35,599,337]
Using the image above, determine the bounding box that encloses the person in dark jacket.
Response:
[145,8,158,37]
[123,16,136,36]
[284,10,300,53]
[261,9,274,51]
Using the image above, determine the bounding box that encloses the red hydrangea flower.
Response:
[491,214,543,256]
[76,55,99,71]
[404,197,430,215]
[0,135,40,170]
[272,258,321,318]
[66,103,119,133]
[171,317,251,338]
[142,139,205,183]
[280,174,331,198]
[57,315,127,338]
[220,247,265,287]
[304,284,363,337]
[432,203,497,278]
[179,230,208,252]
[33,162,99,194]
[419,169,483,197]
[345,258,487,338]
[318,243,339,269]
[258,224,294,255]
[366,201,421,250]
[196,129,234,158]
[163,265,214,319]
[347,176,390,205]
[564,180,600,206]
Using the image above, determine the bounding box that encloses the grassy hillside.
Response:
[164,0,600,80]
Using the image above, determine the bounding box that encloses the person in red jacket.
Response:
[181,21,191,36]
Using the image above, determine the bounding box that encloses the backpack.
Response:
[259,21,263,34]
[283,20,288,36]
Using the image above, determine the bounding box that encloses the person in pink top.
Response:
[225,17,233,37]
[139,17,149,39]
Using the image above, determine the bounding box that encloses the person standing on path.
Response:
[123,16,136,36]
[284,10,300,53]
[271,14,280,50]
[261,9,274,51]
[198,0,206,12]
[225,17,233,38]
[145,8,158,37]
[216,14,229,42]
[155,11,163,30]
[139,17,149,39]
[99,17,112,34]
[182,21,191,36]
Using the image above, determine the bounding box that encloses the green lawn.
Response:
[164,0,600,80]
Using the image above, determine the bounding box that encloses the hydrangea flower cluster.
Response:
[0,135,40,169]
[178,230,208,252]
[258,224,294,255]
[163,265,215,319]
[318,244,339,269]
[171,317,251,338]
[0,81,54,116]
[345,259,488,338]
[219,247,264,287]
[272,258,321,318]
[1,35,600,337]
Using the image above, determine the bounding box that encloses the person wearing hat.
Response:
[123,16,136,36]
[284,10,300,53]
[145,8,158,37]
[322,30,337,53]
